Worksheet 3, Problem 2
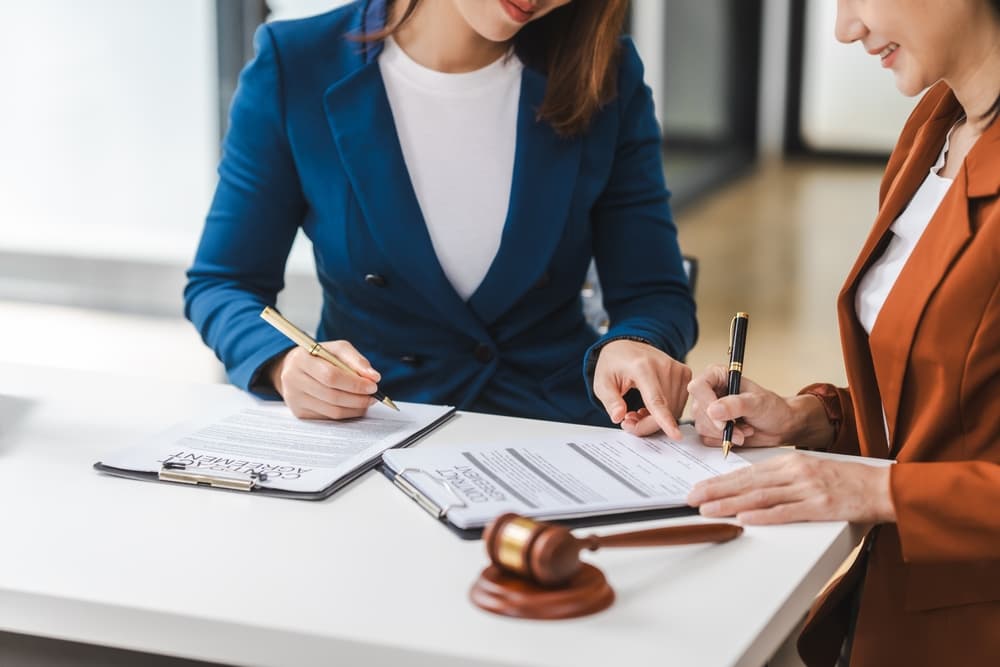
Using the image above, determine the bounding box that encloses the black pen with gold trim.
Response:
[260,306,399,411]
[722,312,749,458]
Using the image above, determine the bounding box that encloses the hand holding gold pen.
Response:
[260,306,399,412]
[721,312,749,458]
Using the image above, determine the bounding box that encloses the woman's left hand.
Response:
[592,339,692,439]
[686,453,896,524]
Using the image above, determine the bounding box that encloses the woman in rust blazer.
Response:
[682,0,1000,665]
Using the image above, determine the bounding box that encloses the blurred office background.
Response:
[0,0,916,398]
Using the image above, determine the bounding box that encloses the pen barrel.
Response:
[584,523,743,550]
[728,315,748,367]
[725,313,749,396]
[722,420,736,444]
[310,344,355,375]
[726,371,742,397]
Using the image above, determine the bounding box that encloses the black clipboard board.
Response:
[378,463,698,540]
[94,408,457,501]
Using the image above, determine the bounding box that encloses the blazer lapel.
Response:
[870,179,972,454]
[322,62,486,338]
[873,111,1000,454]
[841,104,958,295]
[836,94,962,456]
[837,294,889,457]
[467,66,582,324]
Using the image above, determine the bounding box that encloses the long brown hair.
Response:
[361,0,631,137]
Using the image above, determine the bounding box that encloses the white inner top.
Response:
[379,36,523,301]
[855,124,958,334]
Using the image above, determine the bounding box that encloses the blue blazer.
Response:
[185,0,697,427]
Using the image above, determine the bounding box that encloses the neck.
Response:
[390,0,508,73]
[945,11,1000,135]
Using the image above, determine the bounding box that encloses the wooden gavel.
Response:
[483,513,743,588]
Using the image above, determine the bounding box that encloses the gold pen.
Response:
[722,312,749,458]
[260,306,399,411]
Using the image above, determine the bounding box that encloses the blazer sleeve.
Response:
[184,25,305,395]
[890,280,1000,563]
[796,383,862,455]
[582,39,698,392]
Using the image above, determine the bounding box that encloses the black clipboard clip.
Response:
[158,461,269,492]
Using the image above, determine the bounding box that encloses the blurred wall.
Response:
[800,0,916,153]
[0,0,217,265]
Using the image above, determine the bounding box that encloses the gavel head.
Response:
[482,513,583,588]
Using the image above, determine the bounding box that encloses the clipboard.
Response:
[94,454,377,501]
[94,406,457,501]
[378,463,698,540]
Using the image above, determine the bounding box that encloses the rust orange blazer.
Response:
[797,82,1000,666]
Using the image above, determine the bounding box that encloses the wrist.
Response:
[786,394,836,450]
[265,351,291,396]
[875,466,897,523]
[586,335,656,380]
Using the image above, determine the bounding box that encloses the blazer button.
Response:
[400,354,422,367]
[364,273,387,288]
[473,344,494,364]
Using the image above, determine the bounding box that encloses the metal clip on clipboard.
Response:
[392,468,467,519]
[158,462,268,492]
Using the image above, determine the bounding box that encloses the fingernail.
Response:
[367,368,381,381]
[701,501,721,516]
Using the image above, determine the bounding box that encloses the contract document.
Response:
[96,401,455,499]
[382,425,749,530]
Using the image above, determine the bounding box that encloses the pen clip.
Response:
[158,463,260,492]
[728,315,737,357]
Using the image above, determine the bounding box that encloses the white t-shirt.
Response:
[855,125,958,334]
[379,36,523,301]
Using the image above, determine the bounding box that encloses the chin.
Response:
[469,13,525,43]
[893,73,932,98]
[474,23,521,42]
[461,1,532,43]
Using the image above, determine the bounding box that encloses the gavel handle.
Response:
[582,522,743,550]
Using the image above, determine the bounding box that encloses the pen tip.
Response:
[722,441,731,459]
[383,397,400,411]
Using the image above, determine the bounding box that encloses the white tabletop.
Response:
[0,363,863,667]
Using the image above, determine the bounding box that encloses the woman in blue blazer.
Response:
[185,0,697,436]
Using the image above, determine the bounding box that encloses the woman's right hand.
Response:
[687,365,833,449]
[268,341,382,420]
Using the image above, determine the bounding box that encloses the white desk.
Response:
[0,363,862,667]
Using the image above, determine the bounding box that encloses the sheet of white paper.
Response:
[383,425,749,529]
[101,401,454,493]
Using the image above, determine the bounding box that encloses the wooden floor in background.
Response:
[678,158,885,402]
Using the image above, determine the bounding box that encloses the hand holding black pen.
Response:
[722,313,749,458]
